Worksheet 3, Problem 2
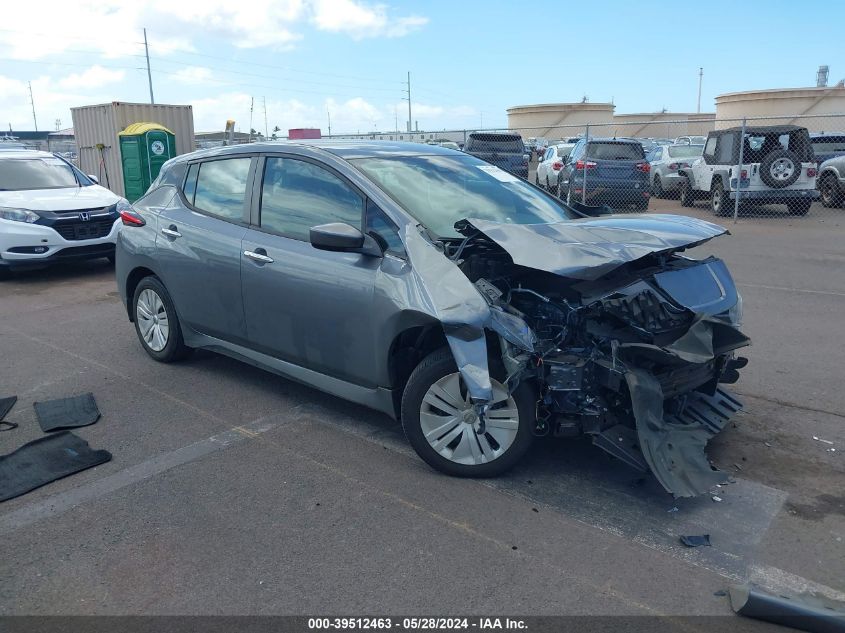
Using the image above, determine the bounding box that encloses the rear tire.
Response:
[711,179,730,216]
[820,174,843,208]
[680,177,695,207]
[401,348,535,478]
[652,175,664,198]
[787,199,812,216]
[546,176,558,196]
[534,172,541,187]
[132,276,191,363]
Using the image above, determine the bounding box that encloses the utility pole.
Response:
[406,71,412,133]
[263,97,268,138]
[697,67,703,114]
[327,106,332,136]
[143,28,155,104]
[27,82,37,131]
[248,97,254,142]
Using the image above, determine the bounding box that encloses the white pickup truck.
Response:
[678,125,819,216]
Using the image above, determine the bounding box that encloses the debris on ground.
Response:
[667,506,679,513]
[812,436,834,445]
[680,534,712,547]
[712,496,723,502]
[34,393,101,432]
[729,584,845,633]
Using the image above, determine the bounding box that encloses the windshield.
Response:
[465,134,525,153]
[352,154,573,238]
[667,144,704,158]
[0,157,79,190]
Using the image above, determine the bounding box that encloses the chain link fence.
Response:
[328,113,845,221]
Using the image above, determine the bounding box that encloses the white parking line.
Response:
[738,282,845,298]
[0,416,281,533]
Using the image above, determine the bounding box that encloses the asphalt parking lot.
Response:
[1,189,844,619]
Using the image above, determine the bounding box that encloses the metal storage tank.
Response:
[715,86,845,131]
[507,103,615,139]
[71,102,195,197]
[119,123,177,202]
[610,113,716,139]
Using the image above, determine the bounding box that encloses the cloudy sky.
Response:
[0,0,840,136]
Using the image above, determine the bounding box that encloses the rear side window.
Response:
[703,136,718,161]
[260,157,364,241]
[183,163,198,203]
[193,158,252,221]
[716,134,734,164]
[157,162,186,188]
[584,142,644,160]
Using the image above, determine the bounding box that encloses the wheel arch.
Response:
[386,319,448,419]
[124,266,159,321]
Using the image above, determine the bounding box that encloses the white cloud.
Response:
[310,0,428,39]
[191,92,316,133]
[58,66,125,90]
[168,66,213,84]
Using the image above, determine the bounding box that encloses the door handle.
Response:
[243,249,274,264]
[161,225,181,238]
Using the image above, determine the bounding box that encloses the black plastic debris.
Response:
[730,585,845,633]
[0,432,112,502]
[0,396,18,431]
[680,534,712,547]
[34,393,100,432]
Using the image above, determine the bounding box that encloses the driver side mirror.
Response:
[87,174,99,184]
[309,222,382,257]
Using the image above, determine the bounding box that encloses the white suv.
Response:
[0,151,129,272]
[678,125,819,216]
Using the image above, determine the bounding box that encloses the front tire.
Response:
[401,348,535,478]
[820,174,843,208]
[132,276,191,362]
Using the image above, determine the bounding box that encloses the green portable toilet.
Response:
[119,122,177,202]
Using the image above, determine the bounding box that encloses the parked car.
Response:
[535,143,575,193]
[116,140,748,497]
[639,138,658,154]
[674,135,707,145]
[648,144,704,197]
[810,132,845,165]
[463,132,529,178]
[678,125,818,216]
[0,150,127,272]
[557,138,651,210]
[817,154,845,207]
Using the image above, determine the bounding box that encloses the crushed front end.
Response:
[447,217,750,498]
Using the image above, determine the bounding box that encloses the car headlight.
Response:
[728,292,743,326]
[0,207,39,223]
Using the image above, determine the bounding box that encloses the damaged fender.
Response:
[402,225,495,403]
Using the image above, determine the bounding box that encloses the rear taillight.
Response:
[740,169,748,179]
[679,162,691,169]
[807,167,817,177]
[552,161,563,171]
[668,162,679,171]
[120,210,145,226]
[636,162,650,173]
[575,159,596,170]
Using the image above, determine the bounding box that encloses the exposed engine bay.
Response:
[430,217,751,498]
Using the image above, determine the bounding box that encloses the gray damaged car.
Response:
[116,141,749,498]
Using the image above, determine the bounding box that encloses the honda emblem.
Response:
[79,211,90,221]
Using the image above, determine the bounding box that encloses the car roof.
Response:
[0,149,56,159]
[719,125,806,134]
[169,140,462,163]
[584,137,642,144]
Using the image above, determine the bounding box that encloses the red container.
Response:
[288,128,321,140]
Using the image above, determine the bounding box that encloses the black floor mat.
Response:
[34,393,100,432]
[0,432,112,502]
[0,396,17,431]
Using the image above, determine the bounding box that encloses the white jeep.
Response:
[678,125,819,216]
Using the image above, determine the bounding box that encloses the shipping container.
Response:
[71,102,195,197]
[288,128,322,140]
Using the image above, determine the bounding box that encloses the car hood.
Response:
[0,186,121,211]
[456,214,728,281]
